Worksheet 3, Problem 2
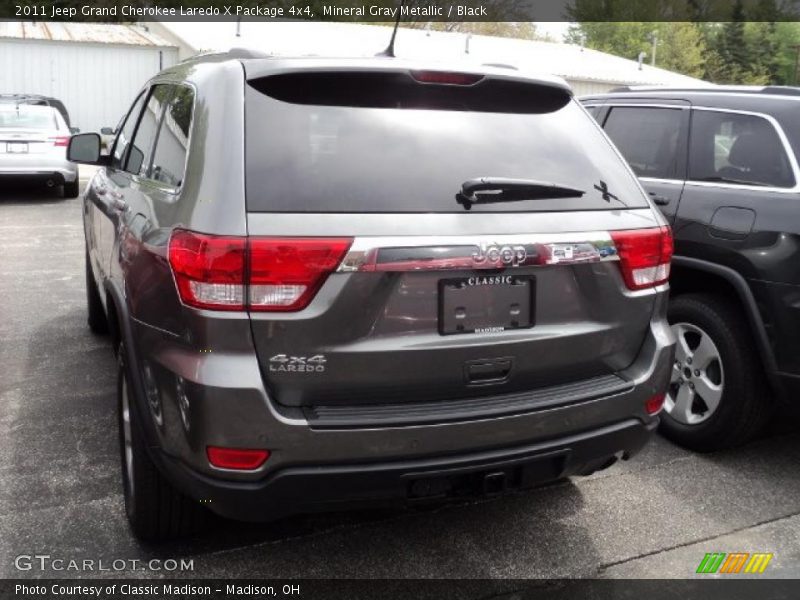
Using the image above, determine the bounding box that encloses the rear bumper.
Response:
[0,156,77,182]
[125,286,674,522]
[158,418,656,522]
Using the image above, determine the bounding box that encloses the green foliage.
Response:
[570,1,800,85]
[566,22,706,79]
[405,22,544,40]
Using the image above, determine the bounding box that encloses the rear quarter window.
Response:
[244,72,648,213]
[688,109,795,188]
[149,85,194,189]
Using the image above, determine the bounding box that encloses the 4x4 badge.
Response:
[269,354,327,373]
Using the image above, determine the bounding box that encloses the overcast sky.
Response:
[537,22,571,42]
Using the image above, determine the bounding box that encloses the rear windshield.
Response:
[0,105,58,130]
[245,72,647,213]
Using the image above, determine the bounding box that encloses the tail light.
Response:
[168,230,352,312]
[168,231,246,311]
[49,136,70,147]
[249,238,353,311]
[207,446,270,470]
[645,393,666,415]
[610,226,673,290]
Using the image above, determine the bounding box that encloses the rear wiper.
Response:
[696,176,768,187]
[456,177,585,210]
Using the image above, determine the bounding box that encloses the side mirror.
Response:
[100,127,114,135]
[127,145,144,174]
[67,133,104,165]
[69,127,80,134]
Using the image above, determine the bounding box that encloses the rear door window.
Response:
[244,72,647,213]
[688,110,795,188]
[603,107,685,179]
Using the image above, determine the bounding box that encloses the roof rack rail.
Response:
[761,86,800,96]
[608,84,800,97]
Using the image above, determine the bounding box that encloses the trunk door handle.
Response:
[465,358,513,385]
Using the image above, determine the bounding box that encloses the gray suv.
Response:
[68,51,675,541]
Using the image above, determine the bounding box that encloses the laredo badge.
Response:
[269,354,327,373]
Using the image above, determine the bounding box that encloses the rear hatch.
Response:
[240,63,668,409]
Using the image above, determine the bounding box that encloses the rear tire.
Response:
[64,178,79,198]
[660,293,771,452]
[85,251,108,334]
[117,346,206,541]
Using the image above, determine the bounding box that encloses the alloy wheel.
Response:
[666,322,725,425]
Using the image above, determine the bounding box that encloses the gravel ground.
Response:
[1,175,799,582]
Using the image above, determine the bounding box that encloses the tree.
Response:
[408,21,543,40]
[717,1,751,75]
[701,4,772,84]
[567,0,800,85]
[566,22,706,79]
[654,23,706,78]
[393,0,545,40]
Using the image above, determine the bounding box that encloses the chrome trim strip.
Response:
[601,103,690,110]
[640,177,685,186]
[337,232,619,273]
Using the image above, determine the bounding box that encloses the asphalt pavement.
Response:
[1,174,800,581]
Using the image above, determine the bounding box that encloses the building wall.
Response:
[0,38,178,133]
[566,79,619,97]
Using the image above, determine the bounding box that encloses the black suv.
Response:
[583,86,800,451]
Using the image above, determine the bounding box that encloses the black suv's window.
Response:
[244,73,647,213]
[148,85,194,189]
[124,85,171,176]
[689,110,795,188]
[603,107,684,179]
[112,92,147,170]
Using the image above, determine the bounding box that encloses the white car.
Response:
[0,103,79,197]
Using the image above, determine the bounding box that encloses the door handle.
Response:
[649,193,671,206]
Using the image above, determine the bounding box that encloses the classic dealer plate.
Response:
[439,275,534,335]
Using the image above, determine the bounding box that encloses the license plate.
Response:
[438,275,534,335]
[6,142,28,153]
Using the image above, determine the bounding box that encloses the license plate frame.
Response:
[438,274,535,336]
[6,142,28,154]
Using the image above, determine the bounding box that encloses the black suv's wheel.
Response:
[117,346,205,540]
[85,251,108,334]
[660,293,771,452]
